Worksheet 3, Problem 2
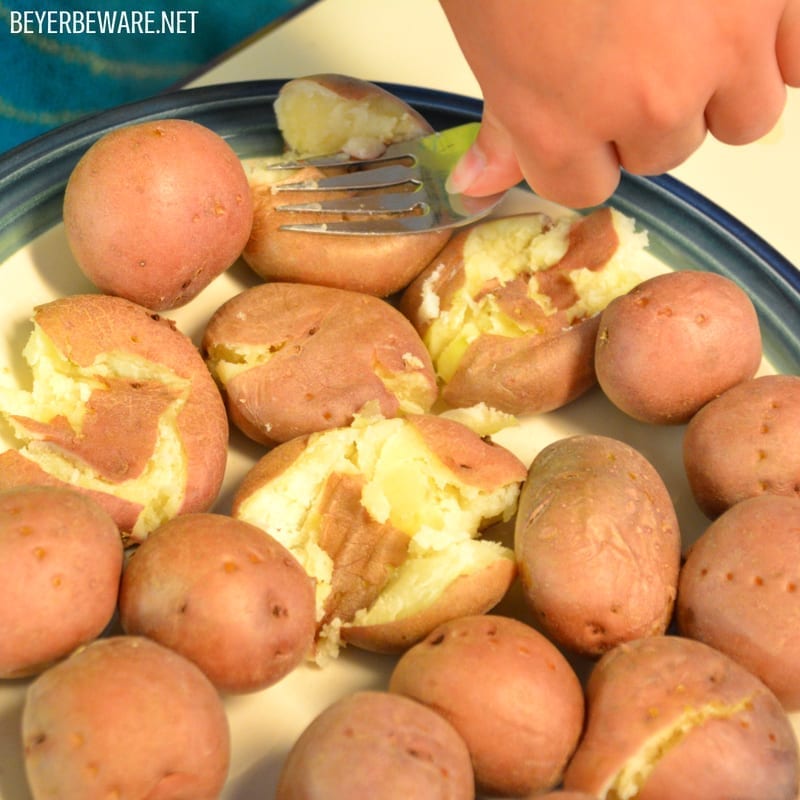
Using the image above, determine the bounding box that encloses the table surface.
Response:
[191,0,800,271]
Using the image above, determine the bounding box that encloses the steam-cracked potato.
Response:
[595,270,763,424]
[0,486,123,679]
[22,636,230,800]
[0,294,228,543]
[563,636,799,800]
[242,74,452,296]
[232,413,527,659]
[400,207,655,414]
[683,373,800,518]
[119,512,317,694]
[202,282,437,447]
[677,494,800,711]
[514,435,681,657]
[63,118,253,311]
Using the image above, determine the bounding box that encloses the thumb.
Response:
[446,112,524,197]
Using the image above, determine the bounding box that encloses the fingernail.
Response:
[446,143,486,194]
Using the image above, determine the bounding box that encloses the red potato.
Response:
[242,74,451,297]
[400,207,655,415]
[63,118,253,311]
[275,690,474,800]
[0,294,228,543]
[389,614,585,797]
[232,413,526,659]
[595,270,763,424]
[514,435,681,657]
[202,282,438,447]
[22,636,230,800]
[677,494,800,710]
[119,512,317,694]
[683,373,800,518]
[0,486,122,678]
[563,636,799,800]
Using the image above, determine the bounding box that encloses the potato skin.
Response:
[514,435,681,657]
[563,636,799,800]
[63,118,253,311]
[677,494,800,710]
[0,486,122,678]
[22,636,230,800]
[0,294,229,542]
[275,690,474,800]
[119,513,317,694]
[683,374,800,518]
[595,270,762,424]
[243,75,450,297]
[202,282,437,446]
[389,614,585,797]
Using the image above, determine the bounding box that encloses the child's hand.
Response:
[442,0,800,208]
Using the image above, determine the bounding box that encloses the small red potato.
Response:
[119,512,317,694]
[22,636,230,800]
[275,690,474,800]
[533,794,598,800]
[563,636,799,800]
[0,486,122,678]
[63,118,253,311]
[202,282,438,446]
[683,373,800,518]
[400,207,655,415]
[389,614,585,797]
[0,294,228,543]
[677,494,800,710]
[514,435,681,657]
[595,270,763,424]
[232,413,526,659]
[242,74,451,297]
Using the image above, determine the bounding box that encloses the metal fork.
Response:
[271,122,506,235]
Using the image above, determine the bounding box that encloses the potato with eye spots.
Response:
[389,614,585,797]
[562,636,799,800]
[514,434,681,657]
[0,486,123,679]
[202,282,438,447]
[22,636,230,800]
[400,207,656,414]
[119,513,317,693]
[595,269,763,424]
[677,494,800,711]
[63,118,253,311]
[683,373,800,518]
[275,690,474,800]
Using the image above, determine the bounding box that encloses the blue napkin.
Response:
[0,0,307,155]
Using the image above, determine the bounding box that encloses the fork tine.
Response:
[279,215,437,235]
[273,163,418,192]
[274,190,426,216]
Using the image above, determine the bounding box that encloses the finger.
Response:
[447,113,524,197]
[777,0,800,86]
[613,115,708,176]
[515,138,622,209]
[704,61,787,145]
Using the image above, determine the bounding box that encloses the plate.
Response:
[0,80,799,800]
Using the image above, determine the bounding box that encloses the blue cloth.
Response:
[0,0,307,155]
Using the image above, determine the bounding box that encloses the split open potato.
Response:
[0,294,228,543]
[232,412,526,659]
[400,207,656,414]
[242,74,452,296]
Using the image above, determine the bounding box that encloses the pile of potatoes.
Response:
[1,72,800,800]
